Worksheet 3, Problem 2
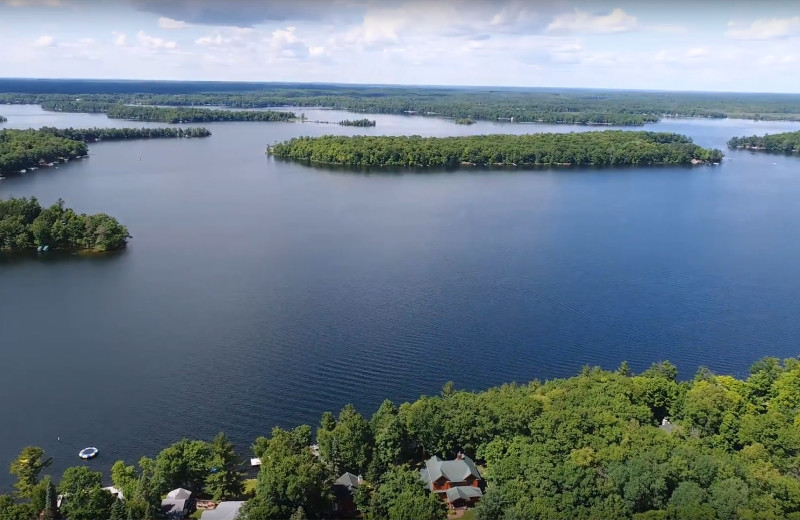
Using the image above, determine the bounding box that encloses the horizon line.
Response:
[1,77,799,97]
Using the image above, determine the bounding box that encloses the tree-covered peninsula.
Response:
[0,129,87,175]
[338,118,376,127]
[728,130,800,153]
[4,356,800,520]
[0,127,210,175]
[0,197,129,252]
[105,105,296,123]
[269,131,724,168]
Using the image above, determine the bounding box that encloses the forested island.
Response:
[268,131,724,168]
[0,115,6,123]
[0,127,210,175]
[3,356,800,520]
[5,83,800,125]
[338,118,376,127]
[105,105,296,123]
[0,197,129,252]
[728,130,800,153]
[456,117,475,125]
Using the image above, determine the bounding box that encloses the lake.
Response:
[2,104,800,488]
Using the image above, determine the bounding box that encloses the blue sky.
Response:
[1,0,799,92]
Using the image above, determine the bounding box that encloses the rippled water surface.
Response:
[2,105,800,486]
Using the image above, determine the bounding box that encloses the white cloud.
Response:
[158,17,187,30]
[136,30,177,50]
[726,17,800,40]
[113,32,126,46]
[33,35,55,47]
[546,8,638,34]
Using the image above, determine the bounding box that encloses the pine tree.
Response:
[205,432,245,500]
[42,478,57,520]
[110,498,127,520]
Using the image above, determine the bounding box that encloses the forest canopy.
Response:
[105,105,296,123]
[268,131,724,168]
[0,129,87,175]
[4,356,800,520]
[728,131,800,153]
[0,197,129,252]
[5,85,800,125]
[0,127,210,175]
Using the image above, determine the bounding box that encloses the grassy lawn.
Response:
[244,478,257,495]
[460,510,477,520]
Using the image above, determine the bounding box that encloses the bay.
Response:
[1,104,800,488]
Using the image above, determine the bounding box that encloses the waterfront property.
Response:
[332,472,362,516]
[161,488,195,519]
[420,454,483,509]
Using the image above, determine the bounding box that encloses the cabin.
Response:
[332,472,362,517]
[420,454,483,509]
[161,488,195,519]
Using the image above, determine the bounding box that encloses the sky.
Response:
[0,0,799,92]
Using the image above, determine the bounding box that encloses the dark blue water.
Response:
[2,105,800,487]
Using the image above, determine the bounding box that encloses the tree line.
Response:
[268,131,724,168]
[37,126,211,141]
[0,129,88,175]
[338,119,376,127]
[5,355,800,519]
[728,131,800,153]
[0,128,210,176]
[0,197,129,252]
[6,88,800,125]
[105,105,296,124]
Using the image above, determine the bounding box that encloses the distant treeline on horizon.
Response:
[3,79,800,125]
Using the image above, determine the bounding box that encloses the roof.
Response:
[445,486,483,503]
[334,472,361,490]
[250,457,262,466]
[420,455,482,489]
[200,501,245,520]
[166,488,193,500]
[161,498,188,519]
[102,486,124,499]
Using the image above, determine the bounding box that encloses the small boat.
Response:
[37,246,43,252]
[43,245,49,252]
[79,447,99,460]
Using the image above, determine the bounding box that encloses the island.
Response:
[455,117,475,125]
[268,131,724,168]
[1,355,798,520]
[0,197,129,252]
[0,115,6,123]
[105,105,296,123]
[728,130,800,153]
[0,127,211,176]
[5,83,800,125]
[338,118,376,127]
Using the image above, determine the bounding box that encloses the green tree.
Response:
[111,460,138,501]
[58,467,113,520]
[205,432,245,500]
[152,438,211,493]
[110,498,127,520]
[42,477,57,520]
[9,446,52,498]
